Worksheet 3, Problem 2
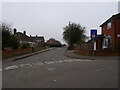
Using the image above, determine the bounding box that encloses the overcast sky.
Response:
[2,1,119,43]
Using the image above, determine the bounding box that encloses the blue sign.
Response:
[91,29,97,39]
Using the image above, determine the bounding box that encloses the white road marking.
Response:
[19,64,25,67]
[47,68,56,71]
[84,60,92,61]
[54,80,57,82]
[19,63,31,67]
[5,65,18,70]
[73,59,83,62]
[66,60,74,62]
[57,60,64,63]
[46,61,55,64]
[4,58,94,71]
[35,62,43,65]
[26,63,32,66]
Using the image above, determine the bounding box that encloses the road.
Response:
[2,47,118,88]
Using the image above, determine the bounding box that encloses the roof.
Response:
[100,13,120,27]
[15,32,34,42]
[30,36,44,41]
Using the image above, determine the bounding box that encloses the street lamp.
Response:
[68,21,71,49]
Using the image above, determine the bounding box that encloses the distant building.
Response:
[30,35,44,43]
[13,28,35,46]
[29,35,45,46]
[47,38,62,47]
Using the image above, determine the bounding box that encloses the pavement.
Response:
[65,50,120,60]
[2,48,53,64]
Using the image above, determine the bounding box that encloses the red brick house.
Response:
[75,13,120,55]
[100,13,120,50]
[47,38,62,47]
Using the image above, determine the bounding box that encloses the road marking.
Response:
[26,63,32,66]
[66,59,74,62]
[46,61,55,64]
[84,60,93,62]
[35,62,43,65]
[19,64,25,67]
[4,58,95,71]
[47,68,56,71]
[19,63,31,67]
[5,65,18,70]
[57,60,64,63]
[53,80,57,82]
[73,59,83,62]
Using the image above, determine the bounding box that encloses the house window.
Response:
[107,22,111,29]
[103,36,112,48]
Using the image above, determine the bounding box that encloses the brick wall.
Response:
[2,48,32,58]
[75,49,120,56]
[75,44,93,51]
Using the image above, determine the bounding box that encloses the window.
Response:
[103,36,112,48]
[107,22,111,29]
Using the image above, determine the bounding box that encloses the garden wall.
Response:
[75,44,120,56]
[2,48,32,58]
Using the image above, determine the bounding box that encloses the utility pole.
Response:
[69,21,71,48]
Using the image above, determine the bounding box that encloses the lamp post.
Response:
[69,21,71,49]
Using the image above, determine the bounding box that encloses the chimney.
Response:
[23,31,26,35]
[13,28,17,35]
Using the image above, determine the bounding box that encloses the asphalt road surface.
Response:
[2,47,118,88]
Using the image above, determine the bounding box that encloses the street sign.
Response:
[90,29,97,56]
[91,29,97,39]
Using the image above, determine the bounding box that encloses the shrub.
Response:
[21,43,30,49]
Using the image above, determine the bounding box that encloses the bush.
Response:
[41,43,48,47]
[11,35,19,49]
[21,43,30,49]
[2,30,20,50]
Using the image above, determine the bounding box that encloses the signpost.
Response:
[90,29,97,56]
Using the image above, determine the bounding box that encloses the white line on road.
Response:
[47,68,56,71]
[19,63,32,67]
[46,61,55,64]
[4,58,95,71]
[35,62,43,65]
[5,65,18,70]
